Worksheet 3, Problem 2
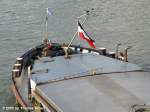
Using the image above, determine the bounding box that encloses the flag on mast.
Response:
[78,21,96,48]
[46,8,52,21]
[47,8,52,16]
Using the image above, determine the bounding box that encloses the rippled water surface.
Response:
[0,0,150,111]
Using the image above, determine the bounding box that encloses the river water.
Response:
[0,0,150,111]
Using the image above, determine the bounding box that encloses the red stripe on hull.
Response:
[10,84,28,108]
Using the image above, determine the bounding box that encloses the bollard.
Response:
[99,48,106,55]
[12,69,20,78]
[108,52,116,58]
[14,64,21,69]
[16,57,23,64]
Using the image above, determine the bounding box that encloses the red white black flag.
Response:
[78,21,96,48]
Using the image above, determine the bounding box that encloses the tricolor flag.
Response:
[78,21,96,48]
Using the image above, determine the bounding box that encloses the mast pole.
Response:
[46,15,48,41]
[43,8,51,44]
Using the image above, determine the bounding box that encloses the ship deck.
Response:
[31,53,141,84]
[31,53,150,112]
